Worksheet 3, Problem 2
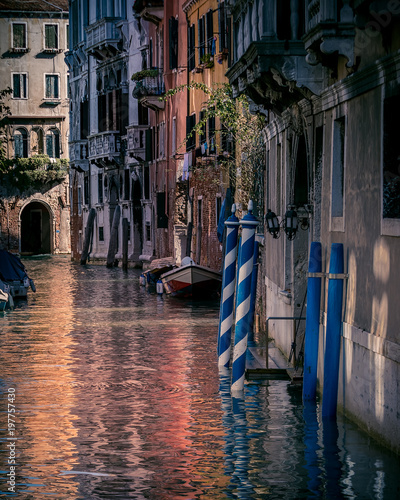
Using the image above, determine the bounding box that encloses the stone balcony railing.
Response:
[126,125,147,162]
[303,0,355,68]
[88,131,121,160]
[85,18,122,59]
[69,140,89,171]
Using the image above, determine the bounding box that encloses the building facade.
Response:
[227,0,400,452]
[68,0,149,265]
[0,0,70,254]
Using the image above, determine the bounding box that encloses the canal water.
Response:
[0,255,399,499]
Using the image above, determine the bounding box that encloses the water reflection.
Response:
[0,256,399,499]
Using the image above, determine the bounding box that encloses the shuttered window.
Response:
[169,16,178,69]
[186,114,196,151]
[12,23,26,49]
[45,24,58,49]
[45,75,59,99]
[188,24,196,71]
[14,129,28,158]
[12,74,27,99]
[157,192,168,228]
[206,9,214,54]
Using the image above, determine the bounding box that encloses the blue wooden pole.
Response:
[247,240,259,345]
[322,243,344,418]
[231,201,258,394]
[303,242,323,401]
[217,204,240,368]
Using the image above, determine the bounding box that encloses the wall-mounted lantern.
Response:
[265,205,310,240]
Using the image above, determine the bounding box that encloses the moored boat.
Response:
[0,250,36,299]
[161,257,222,299]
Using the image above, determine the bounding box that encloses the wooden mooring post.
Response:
[81,208,96,265]
[107,205,121,268]
[122,218,129,271]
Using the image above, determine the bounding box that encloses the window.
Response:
[198,16,205,62]
[12,73,27,99]
[383,94,400,220]
[99,226,104,241]
[218,1,228,52]
[66,24,69,50]
[172,116,177,155]
[186,114,196,151]
[84,175,89,205]
[208,112,215,153]
[14,128,28,158]
[199,110,206,144]
[138,101,148,125]
[44,24,59,50]
[206,9,214,54]
[157,192,168,228]
[78,186,82,215]
[46,129,60,158]
[45,74,60,99]
[331,116,346,220]
[12,23,27,49]
[169,16,178,70]
[188,24,196,71]
[124,169,130,200]
[98,173,103,203]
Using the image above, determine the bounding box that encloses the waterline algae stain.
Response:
[0,256,399,498]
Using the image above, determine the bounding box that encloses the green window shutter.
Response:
[46,134,53,157]
[13,74,20,98]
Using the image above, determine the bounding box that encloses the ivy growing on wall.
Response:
[164,82,265,215]
[0,155,68,193]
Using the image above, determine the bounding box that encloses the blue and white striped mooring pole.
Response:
[231,201,259,394]
[218,204,240,368]
[303,242,323,402]
[322,243,344,418]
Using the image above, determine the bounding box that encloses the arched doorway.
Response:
[20,201,52,254]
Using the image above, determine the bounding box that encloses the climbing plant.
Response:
[0,155,69,193]
[164,82,265,215]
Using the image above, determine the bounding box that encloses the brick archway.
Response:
[20,200,53,255]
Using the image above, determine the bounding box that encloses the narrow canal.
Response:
[1,256,399,499]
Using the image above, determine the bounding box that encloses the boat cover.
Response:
[0,250,29,281]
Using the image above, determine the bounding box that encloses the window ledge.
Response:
[42,99,61,106]
[381,218,400,237]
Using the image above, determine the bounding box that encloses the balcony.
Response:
[86,18,122,60]
[226,0,325,111]
[131,69,165,111]
[303,0,356,68]
[126,125,147,163]
[69,140,89,172]
[88,131,122,168]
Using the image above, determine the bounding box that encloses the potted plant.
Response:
[200,53,214,68]
[131,68,159,81]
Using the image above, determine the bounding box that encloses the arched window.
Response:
[46,128,60,158]
[14,128,28,158]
